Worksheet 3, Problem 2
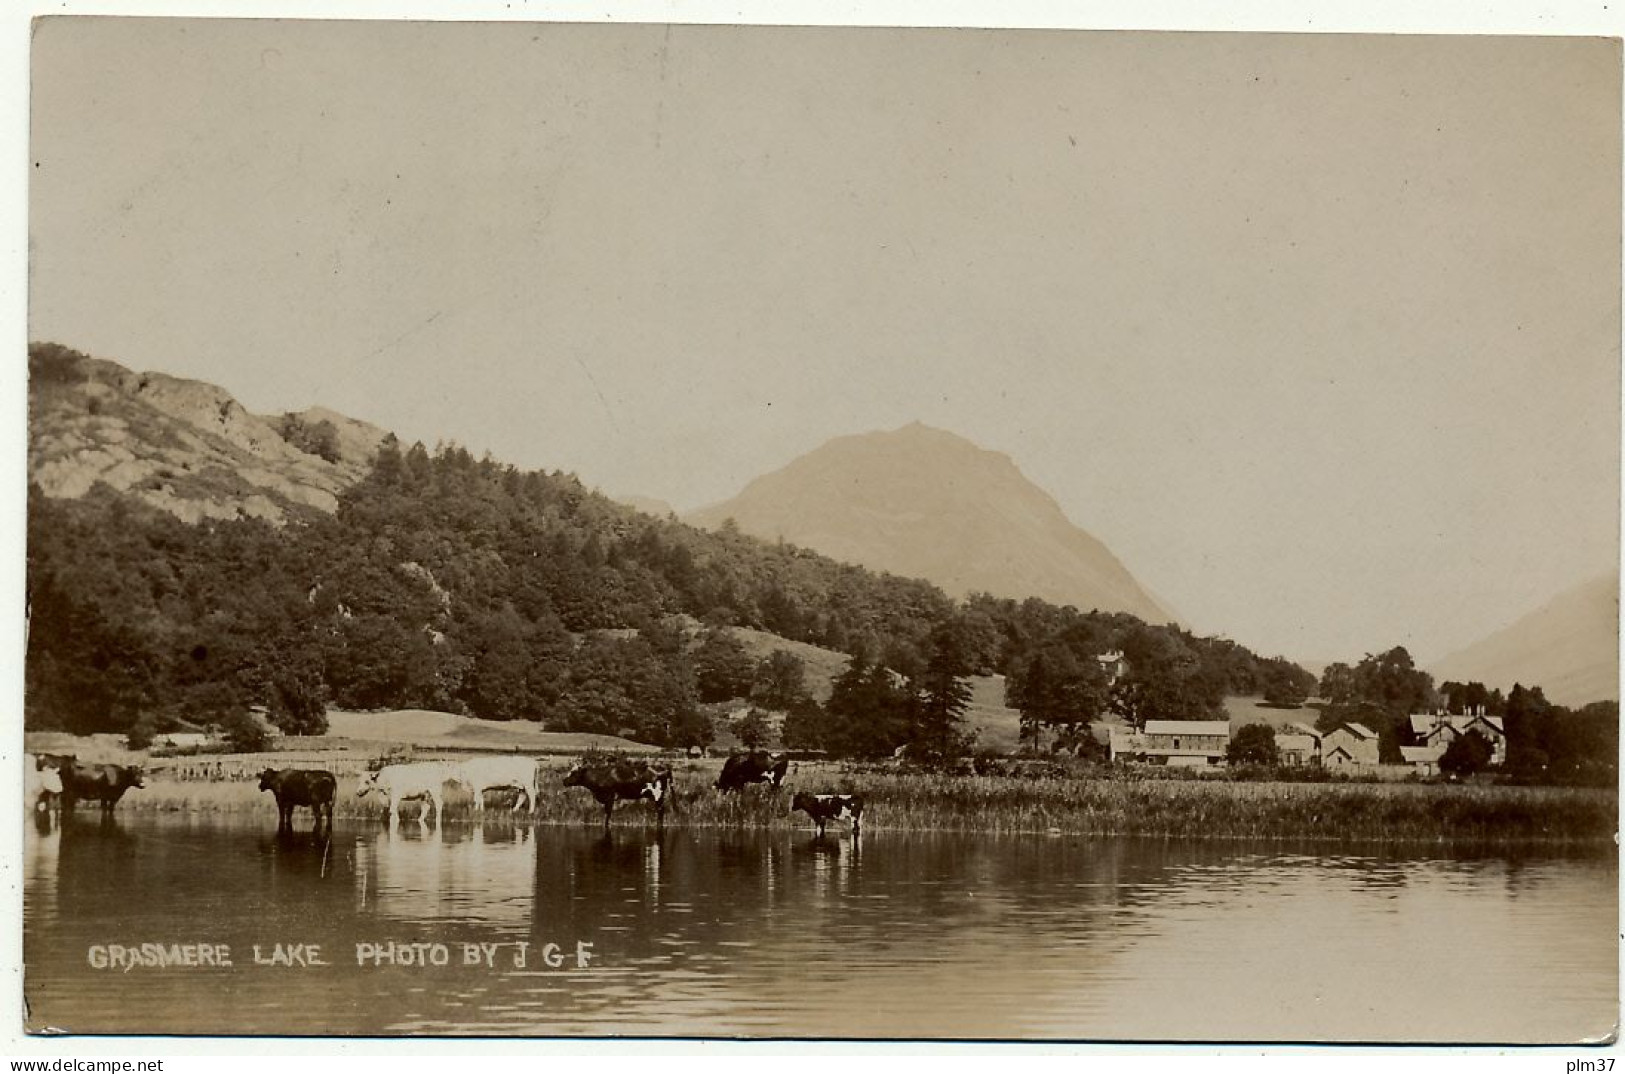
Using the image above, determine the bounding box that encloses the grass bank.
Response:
[77,762,1617,846]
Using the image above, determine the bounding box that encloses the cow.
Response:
[60,762,145,816]
[26,756,64,814]
[715,750,789,794]
[355,761,459,826]
[453,755,540,814]
[792,792,863,837]
[258,768,337,830]
[562,760,673,831]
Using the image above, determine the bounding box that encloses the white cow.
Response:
[453,755,540,814]
[25,758,63,813]
[355,762,460,826]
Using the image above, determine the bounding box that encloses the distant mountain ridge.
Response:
[686,422,1174,624]
[1431,572,1619,707]
[28,343,389,524]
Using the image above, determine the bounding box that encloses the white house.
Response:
[1276,722,1323,767]
[1322,722,1380,767]
[1095,650,1128,684]
[1140,720,1231,766]
[1399,744,1445,775]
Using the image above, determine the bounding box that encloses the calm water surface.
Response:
[22,814,1617,1041]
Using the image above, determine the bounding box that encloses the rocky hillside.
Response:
[28,342,388,524]
[1431,572,1619,707]
[688,422,1174,624]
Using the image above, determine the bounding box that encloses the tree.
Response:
[1439,729,1494,778]
[822,654,914,759]
[735,707,771,749]
[554,632,701,747]
[268,670,328,736]
[459,605,537,721]
[780,698,830,752]
[1227,723,1278,765]
[221,708,271,753]
[1318,662,1357,705]
[279,414,342,463]
[1110,626,1226,728]
[1440,680,1504,717]
[126,714,159,751]
[1502,682,1554,777]
[911,621,976,764]
[1006,642,1110,753]
[1259,659,1315,707]
[693,627,756,703]
[1543,701,1618,786]
[751,650,812,712]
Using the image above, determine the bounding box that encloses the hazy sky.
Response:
[27,19,1621,666]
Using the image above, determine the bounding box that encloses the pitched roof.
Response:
[1287,722,1322,739]
[1340,722,1377,740]
[1143,720,1231,737]
[1411,712,1507,735]
[1400,745,1444,764]
[1276,734,1317,751]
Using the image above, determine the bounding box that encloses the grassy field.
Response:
[66,758,1617,846]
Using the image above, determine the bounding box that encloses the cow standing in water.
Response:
[355,762,460,827]
[715,750,789,794]
[59,762,145,817]
[792,792,863,837]
[258,768,337,830]
[453,756,540,814]
[26,757,64,815]
[562,760,673,831]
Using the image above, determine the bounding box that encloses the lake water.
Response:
[21,813,1618,1041]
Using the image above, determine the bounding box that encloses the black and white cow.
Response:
[791,792,863,837]
[715,750,789,794]
[563,760,674,831]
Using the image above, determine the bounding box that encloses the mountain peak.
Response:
[687,426,1173,623]
[1431,572,1619,706]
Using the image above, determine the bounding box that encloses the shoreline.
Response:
[39,768,1618,848]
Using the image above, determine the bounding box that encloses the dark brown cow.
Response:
[792,792,863,837]
[563,760,673,831]
[259,768,337,829]
[60,762,145,816]
[715,750,789,793]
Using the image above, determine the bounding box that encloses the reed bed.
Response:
[82,763,1618,846]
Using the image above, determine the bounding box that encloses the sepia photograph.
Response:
[14,10,1622,1046]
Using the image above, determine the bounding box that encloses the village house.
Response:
[1408,709,1507,766]
[1110,720,1232,767]
[1107,725,1143,763]
[1399,744,1445,775]
[1321,722,1380,767]
[1095,650,1128,684]
[1276,722,1323,767]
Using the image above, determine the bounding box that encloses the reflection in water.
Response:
[21,816,1618,1041]
[257,827,335,882]
[358,821,534,926]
